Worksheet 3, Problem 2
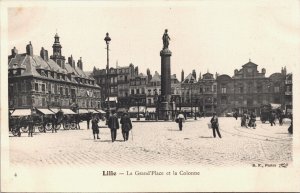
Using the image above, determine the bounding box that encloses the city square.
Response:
[9,117,292,167]
[2,1,299,192]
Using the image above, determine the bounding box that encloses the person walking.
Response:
[120,112,132,141]
[108,113,119,142]
[210,112,221,138]
[269,111,276,126]
[28,115,34,137]
[51,114,57,133]
[91,115,100,140]
[86,112,92,129]
[176,112,185,131]
[233,111,238,120]
[241,112,248,128]
[288,113,293,134]
[248,111,257,129]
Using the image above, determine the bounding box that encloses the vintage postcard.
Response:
[1,0,300,192]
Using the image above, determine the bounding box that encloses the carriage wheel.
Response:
[35,125,44,132]
[63,123,70,130]
[55,124,61,130]
[45,123,53,131]
[20,126,29,133]
[70,123,77,130]
[11,128,19,136]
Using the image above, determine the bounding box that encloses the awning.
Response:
[270,103,281,109]
[178,107,199,112]
[117,108,128,112]
[95,109,106,114]
[50,108,60,113]
[11,109,31,117]
[78,109,89,114]
[146,107,156,113]
[128,106,146,113]
[88,109,99,114]
[61,108,76,115]
[105,97,118,102]
[37,108,54,115]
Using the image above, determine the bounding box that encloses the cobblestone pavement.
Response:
[9,117,292,167]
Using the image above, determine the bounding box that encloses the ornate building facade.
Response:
[8,34,101,111]
[216,60,287,115]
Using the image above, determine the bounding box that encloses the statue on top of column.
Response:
[162,29,171,49]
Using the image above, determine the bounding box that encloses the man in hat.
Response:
[120,112,132,141]
[108,113,119,142]
[176,111,185,131]
[210,112,221,138]
[91,114,100,140]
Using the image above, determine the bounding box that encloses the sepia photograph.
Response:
[1,0,300,192]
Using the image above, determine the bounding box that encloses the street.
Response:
[9,117,292,167]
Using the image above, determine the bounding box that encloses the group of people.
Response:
[91,112,133,142]
[176,111,222,138]
[240,111,257,129]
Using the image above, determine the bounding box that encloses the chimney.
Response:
[68,55,75,67]
[77,57,83,70]
[40,47,49,61]
[181,69,184,82]
[11,47,18,57]
[26,41,33,56]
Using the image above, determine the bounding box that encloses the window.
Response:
[65,88,69,96]
[35,83,39,91]
[274,86,280,93]
[221,87,226,94]
[54,85,58,94]
[148,99,152,105]
[221,96,227,104]
[257,85,262,93]
[213,85,217,92]
[60,87,63,95]
[131,89,134,95]
[42,84,46,92]
[136,89,140,94]
[199,87,203,93]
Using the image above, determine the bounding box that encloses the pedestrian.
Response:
[184,110,187,120]
[248,111,256,129]
[91,115,100,140]
[28,115,34,137]
[241,112,248,128]
[288,114,293,134]
[120,112,132,141]
[210,112,221,138]
[108,113,119,142]
[278,110,283,126]
[75,114,81,130]
[269,111,276,126]
[176,112,185,131]
[52,114,57,133]
[233,111,238,120]
[86,112,92,129]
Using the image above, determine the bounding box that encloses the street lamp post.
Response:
[104,32,111,116]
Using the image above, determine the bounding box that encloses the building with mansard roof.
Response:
[8,34,101,112]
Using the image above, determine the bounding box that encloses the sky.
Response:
[7,0,300,78]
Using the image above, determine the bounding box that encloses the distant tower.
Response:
[181,69,184,82]
[192,69,196,80]
[50,33,65,68]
